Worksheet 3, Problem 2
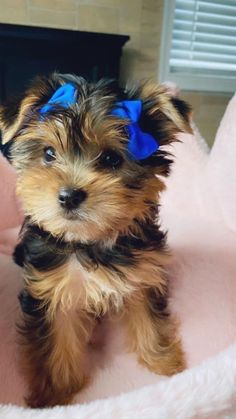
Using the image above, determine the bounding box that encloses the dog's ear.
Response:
[123,80,192,172]
[0,73,79,161]
[126,81,192,146]
[0,74,68,161]
[0,93,40,161]
[0,94,22,160]
[0,92,42,162]
[0,76,58,146]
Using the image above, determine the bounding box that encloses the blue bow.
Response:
[39,86,159,160]
[111,100,159,160]
[40,83,77,115]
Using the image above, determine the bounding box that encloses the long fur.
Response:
[0,73,191,407]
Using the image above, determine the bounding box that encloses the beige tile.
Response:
[77,4,119,33]
[0,0,26,7]
[77,0,139,8]
[120,54,140,84]
[137,52,156,66]
[0,11,28,25]
[77,0,118,6]
[135,67,158,81]
[182,92,231,111]
[29,8,76,28]
[195,121,216,146]
[119,4,141,34]
[181,91,232,146]
[120,34,141,83]
[204,94,231,107]
[140,32,160,50]
[124,33,140,49]
[30,0,76,12]
[142,0,163,13]
[141,10,163,33]
[0,0,29,24]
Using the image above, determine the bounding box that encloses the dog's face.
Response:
[0,74,191,243]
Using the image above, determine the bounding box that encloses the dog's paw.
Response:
[139,340,186,377]
[26,384,75,408]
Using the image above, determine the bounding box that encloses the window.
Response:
[159,0,236,93]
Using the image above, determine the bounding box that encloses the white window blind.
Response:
[159,0,236,93]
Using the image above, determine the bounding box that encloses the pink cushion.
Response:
[0,94,236,418]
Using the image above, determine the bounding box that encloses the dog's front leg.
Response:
[124,288,185,376]
[18,286,94,408]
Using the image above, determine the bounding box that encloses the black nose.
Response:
[58,187,87,210]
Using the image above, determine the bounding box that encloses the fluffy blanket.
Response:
[0,93,236,418]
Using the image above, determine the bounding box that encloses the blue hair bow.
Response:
[40,83,77,115]
[39,85,159,161]
[111,100,159,160]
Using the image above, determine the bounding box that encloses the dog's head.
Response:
[0,74,191,243]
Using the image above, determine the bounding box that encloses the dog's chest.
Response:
[65,253,133,315]
[17,227,136,315]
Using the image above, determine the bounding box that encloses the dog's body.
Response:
[0,74,191,408]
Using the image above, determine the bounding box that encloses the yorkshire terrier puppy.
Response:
[0,73,191,408]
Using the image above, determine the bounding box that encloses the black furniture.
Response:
[0,23,129,102]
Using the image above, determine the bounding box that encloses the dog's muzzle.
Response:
[58,187,87,210]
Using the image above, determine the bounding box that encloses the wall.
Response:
[0,0,163,82]
[0,0,232,145]
[182,91,232,147]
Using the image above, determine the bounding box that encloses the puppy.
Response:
[0,73,191,408]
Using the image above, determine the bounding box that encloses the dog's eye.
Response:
[44,146,56,163]
[100,150,123,169]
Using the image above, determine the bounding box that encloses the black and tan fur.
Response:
[0,73,191,408]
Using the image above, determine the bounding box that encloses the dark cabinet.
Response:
[0,23,129,101]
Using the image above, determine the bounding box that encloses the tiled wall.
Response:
[0,0,232,145]
[182,91,232,147]
[0,0,163,82]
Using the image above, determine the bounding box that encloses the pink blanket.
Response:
[0,93,236,418]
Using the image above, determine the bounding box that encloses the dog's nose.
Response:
[58,187,87,210]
